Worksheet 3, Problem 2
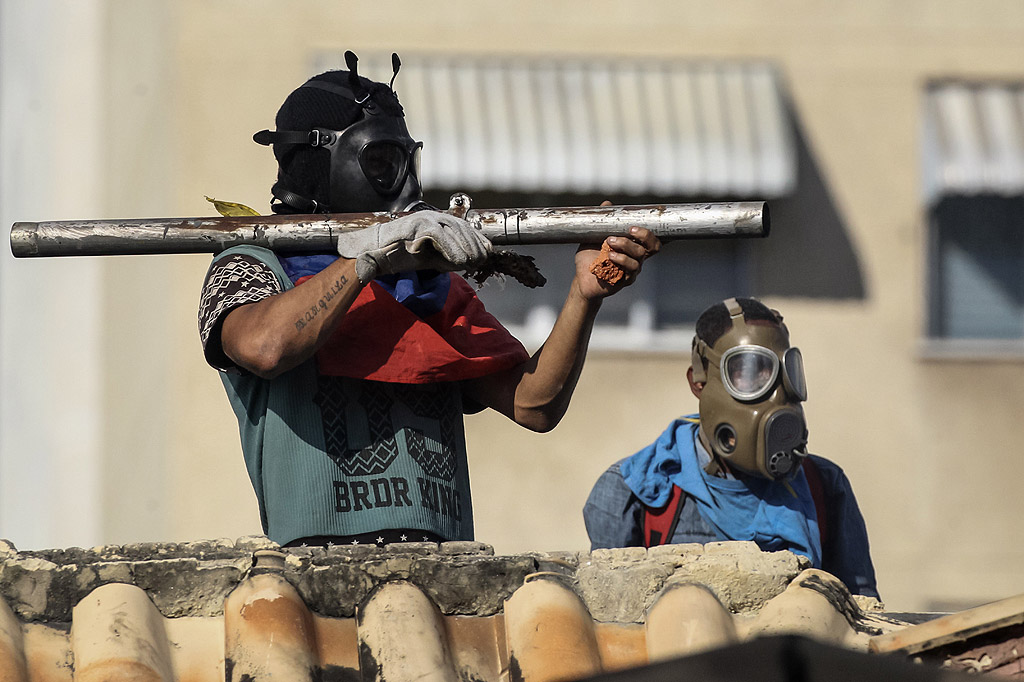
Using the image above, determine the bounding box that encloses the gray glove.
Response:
[336,210,492,284]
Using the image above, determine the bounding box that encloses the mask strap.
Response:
[297,56,378,114]
[389,52,402,90]
[344,51,369,101]
[691,338,715,383]
[692,298,743,383]
[253,128,337,148]
[724,297,744,321]
[300,74,377,117]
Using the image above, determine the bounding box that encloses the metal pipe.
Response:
[10,202,769,258]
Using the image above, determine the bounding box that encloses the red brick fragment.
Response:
[589,242,628,285]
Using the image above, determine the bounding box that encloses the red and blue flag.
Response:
[280,254,528,384]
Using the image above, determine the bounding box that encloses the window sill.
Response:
[507,322,695,355]
[918,338,1024,362]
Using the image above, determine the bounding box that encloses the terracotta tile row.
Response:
[0,557,900,682]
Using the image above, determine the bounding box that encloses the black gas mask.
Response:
[254,52,424,215]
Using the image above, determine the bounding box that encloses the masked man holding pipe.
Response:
[583,297,878,598]
[197,53,659,548]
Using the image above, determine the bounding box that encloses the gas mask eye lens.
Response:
[782,347,807,402]
[359,142,409,193]
[721,346,779,401]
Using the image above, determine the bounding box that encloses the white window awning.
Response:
[315,53,797,199]
[922,81,1024,203]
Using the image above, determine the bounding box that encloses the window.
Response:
[928,195,1024,340]
[468,239,752,351]
[922,81,1024,353]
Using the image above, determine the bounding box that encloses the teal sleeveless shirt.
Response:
[215,246,474,545]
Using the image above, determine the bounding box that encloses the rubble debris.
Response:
[466,249,547,288]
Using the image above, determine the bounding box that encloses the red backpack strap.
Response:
[801,457,829,549]
[642,484,685,547]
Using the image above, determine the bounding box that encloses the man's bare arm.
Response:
[464,224,661,432]
[220,256,364,379]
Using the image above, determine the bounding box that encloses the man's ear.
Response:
[687,366,705,399]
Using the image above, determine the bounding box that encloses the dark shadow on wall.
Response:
[752,105,866,300]
[425,97,866,307]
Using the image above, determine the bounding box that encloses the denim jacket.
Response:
[583,455,879,599]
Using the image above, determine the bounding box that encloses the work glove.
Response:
[336,211,492,284]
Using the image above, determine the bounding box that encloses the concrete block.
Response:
[577,557,675,624]
[132,558,247,618]
[648,543,704,560]
[410,556,536,616]
[664,548,805,613]
[704,541,760,555]
[439,541,494,556]
[325,544,383,560]
[589,547,648,565]
[0,540,18,560]
[233,535,279,551]
[384,542,440,556]
[295,563,376,618]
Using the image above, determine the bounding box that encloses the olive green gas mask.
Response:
[691,298,809,480]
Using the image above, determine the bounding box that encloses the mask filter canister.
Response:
[763,410,806,477]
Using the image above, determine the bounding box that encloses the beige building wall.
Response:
[4,0,1024,612]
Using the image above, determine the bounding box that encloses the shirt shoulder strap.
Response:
[642,484,685,547]
[801,457,829,549]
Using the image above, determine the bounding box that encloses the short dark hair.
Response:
[694,298,783,350]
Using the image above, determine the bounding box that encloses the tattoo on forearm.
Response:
[293,274,350,331]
